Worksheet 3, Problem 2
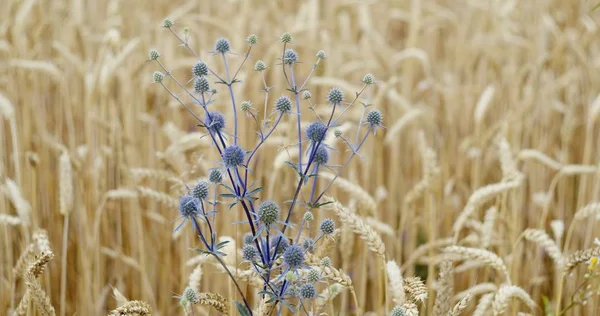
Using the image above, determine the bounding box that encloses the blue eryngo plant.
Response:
[150,20,382,315]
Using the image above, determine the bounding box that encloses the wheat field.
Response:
[2,0,600,315]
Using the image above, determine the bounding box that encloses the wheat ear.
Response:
[386,260,406,306]
[443,246,510,282]
[327,198,385,259]
[432,261,453,316]
[492,284,536,315]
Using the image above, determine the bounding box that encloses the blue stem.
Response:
[289,65,303,169]
[222,54,238,145]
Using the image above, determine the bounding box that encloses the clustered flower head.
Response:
[205,112,225,133]
[303,211,314,222]
[192,61,208,77]
[366,109,383,128]
[316,50,327,60]
[283,244,305,269]
[209,169,222,183]
[306,121,327,143]
[299,284,316,299]
[149,49,160,60]
[257,200,280,226]
[302,237,315,251]
[240,101,253,113]
[246,34,258,45]
[243,232,254,245]
[242,244,258,261]
[192,180,209,200]
[334,129,343,138]
[183,287,198,304]
[222,145,245,168]
[320,218,335,235]
[313,146,329,165]
[215,37,231,54]
[320,257,332,267]
[302,90,312,100]
[163,18,173,28]
[361,73,376,85]
[327,87,344,105]
[307,269,320,283]
[275,96,292,113]
[254,60,267,72]
[280,32,292,43]
[153,71,165,83]
[179,195,199,218]
[194,76,211,94]
[391,306,406,316]
[283,49,298,65]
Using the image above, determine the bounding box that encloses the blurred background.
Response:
[2,0,600,315]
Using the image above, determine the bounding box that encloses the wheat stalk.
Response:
[59,151,74,216]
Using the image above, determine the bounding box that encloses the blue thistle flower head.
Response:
[254,60,267,72]
[179,195,200,218]
[283,244,305,269]
[215,37,231,54]
[222,145,245,168]
[272,236,289,253]
[149,49,160,60]
[275,96,292,113]
[302,237,315,251]
[299,283,316,299]
[307,269,320,283]
[283,49,298,65]
[183,287,198,304]
[366,109,383,128]
[280,32,292,43]
[242,244,258,262]
[209,169,223,183]
[391,306,406,316]
[319,218,335,235]
[192,61,209,77]
[258,200,280,226]
[194,76,210,94]
[246,34,258,45]
[313,146,329,165]
[243,232,254,245]
[192,180,209,200]
[306,121,327,143]
[205,111,225,133]
[327,87,344,105]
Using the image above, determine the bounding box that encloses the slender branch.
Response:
[166,27,226,83]
[290,65,303,170]
[222,54,239,144]
[232,45,252,82]
[314,129,371,204]
[212,253,253,315]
